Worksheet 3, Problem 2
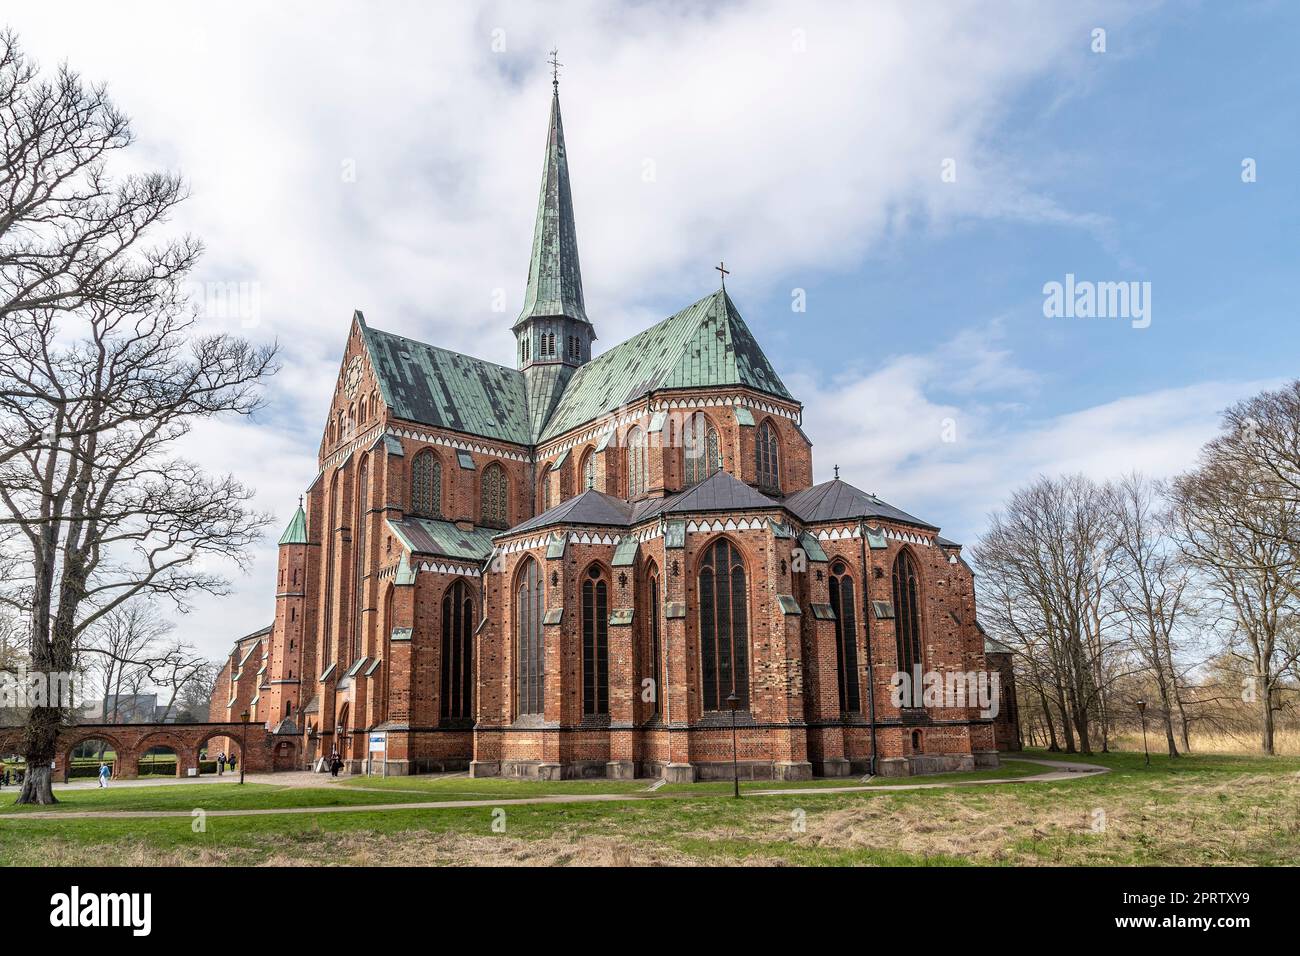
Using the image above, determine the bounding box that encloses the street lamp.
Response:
[1136,699,1149,766]
[726,692,740,799]
[239,710,249,785]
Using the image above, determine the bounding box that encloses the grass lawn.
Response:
[1,749,1296,866]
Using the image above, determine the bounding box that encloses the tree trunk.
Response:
[1261,682,1275,756]
[15,705,59,805]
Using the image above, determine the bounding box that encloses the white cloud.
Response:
[5,0,1161,660]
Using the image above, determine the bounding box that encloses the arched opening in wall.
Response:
[892,549,924,679]
[698,537,750,711]
[481,462,509,529]
[643,561,663,718]
[137,742,181,777]
[333,703,351,761]
[441,578,475,722]
[273,740,298,771]
[67,736,121,781]
[197,732,243,776]
[683,412,721,487]
[581,564,609,717]
[911,729,923,752]
[829,561,861,714]
[410,449,442,517]
[580,448,595,492]
[626,426,647,499]
[755,418,781,494]
[515,557,544,718]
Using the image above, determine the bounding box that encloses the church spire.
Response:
[515,75,589,332]
[515,59,595,440]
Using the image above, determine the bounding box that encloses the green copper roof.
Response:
[515,92,588,330]
[358,313,531,445]
[278,503,308,545]
[540,290,794,441]
[386,516,497,563]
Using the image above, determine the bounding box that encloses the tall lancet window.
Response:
[829,562,861,713]
[581,566,609,716]
[481,462,508,529]
[353,455,370,659]
[756,419,780,493]
[892,549,923,680]
[411,450,442,517]
[645,563,662,717]
[698,538,749,711]
[626,426,647,499]
[440,579,474,721]
[516,558,544,717]
[683,412,721,487]
[581,449,596,491]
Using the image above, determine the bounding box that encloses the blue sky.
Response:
[8,1,1297,657]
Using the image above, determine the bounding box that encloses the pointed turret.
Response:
[515,80,595,439]
[278,499,308,545]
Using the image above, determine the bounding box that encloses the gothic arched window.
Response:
[698,538,749,711]
[481,462,508,529]
[645,563,662,717]
[516,558,544,716]
[684,412,721,487]
[410,450,442,517]
[539,470,552,512]
[626,426,647,499]
[756,419,780,493]
[440,579,474,721]
[581,449,595,491]
[353,454,370,659]
[892,549,923,679]
[829,561,861,713]
[581,566,609,716]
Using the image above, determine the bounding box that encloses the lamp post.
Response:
[726,692,740,799]
[1136,699,1149,766]
[239,710,249,785]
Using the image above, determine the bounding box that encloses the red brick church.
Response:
[210,83,1005,780]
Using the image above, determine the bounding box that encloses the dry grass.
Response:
[1108,730,1300,756]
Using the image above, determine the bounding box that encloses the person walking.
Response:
[97,762,110,788]
[229,752,237,774]
[217,751,227,776]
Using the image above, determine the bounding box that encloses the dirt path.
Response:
[4,757,1106,821]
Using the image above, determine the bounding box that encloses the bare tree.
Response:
[173,659,216,723]
[148,642,212,722]
[1171,421,1300,755]
[1109,473,1194,757]
[0,34,276,804]
[972,475,1127,753]
[81,600,172,728]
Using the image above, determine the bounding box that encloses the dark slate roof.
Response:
[784,478,938,530]
[386,516,497,562]
[539,290,794,441]
[504,489,634,536]
[515,91,589,329]
[359,313,532,445]
[936,535,961,548]
[657,469,782,516]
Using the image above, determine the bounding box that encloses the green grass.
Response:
[2,748,1297,866]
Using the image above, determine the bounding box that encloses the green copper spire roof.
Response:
[278,499,308,545]
[539,289,795,441]
[515,92,588,329]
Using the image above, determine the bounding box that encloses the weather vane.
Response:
[548,48,562,93]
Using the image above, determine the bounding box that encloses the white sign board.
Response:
[368,733,386,753]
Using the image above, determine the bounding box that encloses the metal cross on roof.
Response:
[715,260,730,290]
[548,48,563,92]
[833,464,839,479]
